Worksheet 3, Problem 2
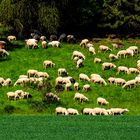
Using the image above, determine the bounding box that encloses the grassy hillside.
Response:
[0,38,140,115]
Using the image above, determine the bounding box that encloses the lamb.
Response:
[55,107,68,115]
[129,68,140,74]
[67,108,79,115]
[97,97,109,105]
[83,84,90,92]
[74,92,89,102]
[99,45,112,52]
[0,49,9,57]
[109,54,118,61]
[122,79,137,89]
[89,46,96,55]
[41,41,47,48]
[76,59,84,68]
[110,108,129,115]
[79,73,90,82]
[94,58,102,63]
[102,62,116,70]
[27,69,38,78]
[117,66,130,74]
[72,51,85,60]
[80,39,89,47]
[25,39,38,49]
[43,60,55,68]
[114,78,126,86]
[7,91,20,100]
[58,68,68,76]
[7,35,16,41]
[2,78,12,86]
[48,41,60,48]
[74,82,79,91]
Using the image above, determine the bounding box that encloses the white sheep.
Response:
[76,59,83,68]
[117,66,130,74]
[97,97,109,105]
[117,50,127,58]
[55,107,68,115]
[14,78,30,86]
[7,91,19,100]
[128,46,138,54]
[27,69,38,78]
[122,79,137,89]
[35,71,49,79]
[0,77,5,86]
[99,45,112,52]
[43,60,55,69]
[25,39,38,49]
[94,58,102,63]
[2,78,12,86]
[7,35,16,41]
[79,73,90,82]
[92,107,108,115]
[48,41,60,48]
[67,108,79,115]
[72,51,85,60]
[80,39,89,47]
[86,43,94,48]
[19,75,28,79]
[82,108,95,115]
[74,82,79,91]
[0,49,9,57]
[90,73,101,79]
[126,49,134,57]
[74,92,89,102]
[110,108,129,115]
[65,82,72,91]
[114,78,126,86]
[129,68,140,74]
[108,77,116,84]
[40,36,46,41]
[41,41,47,48]
[58,68,68,76]
[109,54,118,61]
[102,62,116,70]
[89,46,96,55]
[91,77,107,86]
[83,84,90,92]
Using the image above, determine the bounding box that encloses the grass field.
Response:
[0,115,140,140]
[0,37,140,115]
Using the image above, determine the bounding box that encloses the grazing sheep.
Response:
[102,62,116,70]
[97,97,109,105]
[89,46,96,55]
[40,36,46,41]
[108,77,116,84]
[94,58,102,63]
[76,59,84,68]
[90,73,101,79]
[67,108,79,115]
[45,92,60,102]
[126,49,134,57]
[14,78,30,86]
[67,35,76,43]
[74,82,79,91]
[128,46,138,54]
[129,68,140,74]
[2,78,12,86]
[35,71,49,79]
[25,39,38,49]
[79,73,90,82]
[7,91,19,100]
[65,82,72,91]
[86,43,94,48]
[58,68,68,76]
[112,43,124,49]
[110,108,129,115]
[122,79,137,89]
[99,45,112,52]
[7,35,16,41]
[91,77,107,86]
[0,49,9,57]
[109,54,118,61]
[0,77,5,86]
[48,41,60,48]
[27,69,38,78]
[43,60,55,68]
[74,92,89,102]
[80,39,89,47]
[72,51,85,60]
[117,66,130,74]
[82,108,95,115]
[114,78,126,86]
[55,107,68,115]
[83,84,90,92]
[41,41,47,48]
[19,75,28,79]
[55,77,71,85]
[117,50,127,58]
[92,107,108,115]
[15,90,25,99]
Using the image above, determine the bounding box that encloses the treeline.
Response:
[0,0,140,38]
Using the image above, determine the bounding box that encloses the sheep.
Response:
[72,51,85,60]
[90,73,101,79]
[7,35,16,41]
[129,68,140,74]
[135,76,140,84]
[89,46,96,55]
[86,43,94,49]
[79,73,90,82]
[22,92,32,99]
[126,49,134,57]
[43,60,55,68]
[67,108,79,115]
[74,82,79,91]
[74,92,89,102]
[102,62,116,70]
[0,77,5,86]
[0,41,6,49]
[65,82,72,91]
[25,39,38,49]
[122,79,137,89]
[91,77,107,86]
[35,71,49,79]
[50,34,57,41]
[97,97,109,105]
[15,90,25,99]
[76,59,84,68]
[112,43,124,49]
[117,50,127,58]
[40,36,46,41]
[137,63,140,70]
[19,75,28,79]
[92,107,108,115]
[94,57,102,63]
[58,68,68,76]
[7,91,20,100]
[0,49,9,57]
[82,108,95,115]
[67,76,75,84]
[67,35,76,43]
[114,78,126,86]
[99,45,112,52]
[109,54,118,61]
[128,46,138,54]
[83,84,90,92]
[2,78,12,86]
[48,41,60,48]
[108,77,116,84]
[110,108,129,115]
[27,69,38,78]
[55,107,68,115]
[41,41,47,48]
[73,56,80,63]
[45,92,60,102]
[117,66,130,74]
[14,78,30,86]
[80,39,89,47]
[55,77,71,85]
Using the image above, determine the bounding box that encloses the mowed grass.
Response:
[0,115,140,140]
[0,39,140,115]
